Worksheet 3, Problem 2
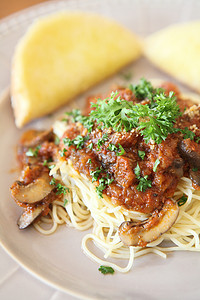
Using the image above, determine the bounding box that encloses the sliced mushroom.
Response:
[189,169,200,187]
[10,173,53,204]
[118,199,179,247]
[179,139,200,168]
[170,158,184,178]
[17,205,43,229]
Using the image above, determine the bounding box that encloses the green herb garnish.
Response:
[26,145,41,157]
[54,136,60,145]
[108,143,125,156]
[178,195,187,206]
[65,109,94,132]
[90,168,102,182]
[121,71,133,81]
[138,150,146,160]
[63,135,88,150]
[134,163,152,192]
[180,127,195,140]
[153,159,160,172]
[97,133,109,149]
[192,167,198,172]
[60,148,67,157]
[87,143,93,150]
[87,159,92,164]
[56,183,69,195]
[98,265,115,275]
[63,199,68,206]
[129,78,154,100]
[63,78,185,146]
[90,80,181,144]
[43,158,53,166]
[50,178,56,185]
[49,164,56,170]
[96,176,114,198]
[195,137,200,143]
[134,163,141,178]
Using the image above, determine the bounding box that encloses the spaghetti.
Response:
[10,79,200,273]
[33,157,200,272]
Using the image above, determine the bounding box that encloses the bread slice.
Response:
[11,12,141,127]
[143,21,200,93]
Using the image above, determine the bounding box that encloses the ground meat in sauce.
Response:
[13,82,200,217]
[59,83,200,214]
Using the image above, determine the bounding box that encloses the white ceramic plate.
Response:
[1,1,200,299]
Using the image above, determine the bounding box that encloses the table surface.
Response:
[0,0,48,19]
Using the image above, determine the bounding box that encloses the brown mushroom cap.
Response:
[10,173,54,204]
[118,199,179,247]
[179,139,200,168]
[17,205,43,229]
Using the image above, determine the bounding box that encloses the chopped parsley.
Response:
[137,176,152,192]
[87,143,93,150]
[43,159,48,166]
[48,164,55,170]
[90,168,113,198]
[195,137,200,143]
[90,168,102,182]
[56,183,69,195]
[192,167,198,172]
[54,136,60,145]
[50,178,56,185]
[89,79,181,144]
[26,145,41,157]
[134,163,141,178]
[178,195,187,206]
[121,71,133,81]
[108,143,125,156]
[63,78,198,146]
[65,109,94,132]
[60,148,67,157]
[129,78,155,100]
[43,158,53,166]
[87,159,92,164]
[97,133,109,149]
[138,150,145,160]
[180,127,195,140]
[96,176,114,198]
[153,159,160,172]
[63,199,68,206]
[98,265,115,275]
[134,163,152,192]
[50,178,69,195]
[63,135,88,150]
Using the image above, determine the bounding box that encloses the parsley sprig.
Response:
[63,135,88,150]
[90,167,113,198]
[63,78,192,145]
[178,195,187,206]
[129,78,155,100]
[97,133,109,149]
[108,143,125,156]
[26,145,41,157]
[65,109,93,132]
[98,265,114,274]
[90,80,182,144]
[50,178,70,195]
[134,163,152,192]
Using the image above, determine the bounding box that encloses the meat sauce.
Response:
[13,81,200,218]
[59,83,200,214]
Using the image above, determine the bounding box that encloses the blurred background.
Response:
[0,0,49,18]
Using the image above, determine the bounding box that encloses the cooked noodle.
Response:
[33,158,200,272]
